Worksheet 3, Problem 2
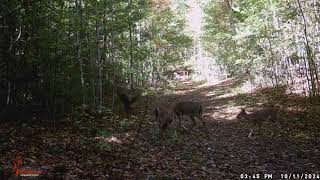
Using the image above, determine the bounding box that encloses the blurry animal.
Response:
[154,104,175,137]
[173,101,206,130]
[237,106,279,138]
[116,86,140,114]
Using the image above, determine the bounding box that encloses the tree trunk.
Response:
[76,0,85,104]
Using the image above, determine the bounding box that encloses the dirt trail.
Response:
[133,79,320,179]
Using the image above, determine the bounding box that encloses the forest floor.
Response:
[1,78,320,179]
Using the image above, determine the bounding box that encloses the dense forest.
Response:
[0,0,193,116]
[0,0,319,179]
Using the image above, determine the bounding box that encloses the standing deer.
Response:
[237,106,279,138]
[117,86,140,114]
[173,101,206,130]
[154,104,175,137]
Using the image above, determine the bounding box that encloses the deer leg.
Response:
[248,129,254,138]
[178,114,182,127]
[201,117,209,136]
[159,124,164,138]
[160,122,169,139]
[257,123,262,135]
[178,114,187,131]
[196,115,206,128]
[190,116,197,130]
[196,115,209,136]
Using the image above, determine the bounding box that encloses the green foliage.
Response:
[148,5,193,66]
[3,0,193,114]
[203,0,281,75]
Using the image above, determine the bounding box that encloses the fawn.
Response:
[237,106,278,138]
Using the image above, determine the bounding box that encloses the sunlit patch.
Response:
[238,80,255,93]
[215,92,236,99]
[206,106,242,122]
[205,91,216,97]
[95,136,122,144]
[107,136,122,143]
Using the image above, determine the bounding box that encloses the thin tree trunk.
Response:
[110,0,116,110]
[96,4,102,110]
[87,34,96,106]
[128,0,134,88]
[76,0,85,104]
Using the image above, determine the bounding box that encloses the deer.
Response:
[237,106,279,138]
[173,101,207,132]
[154,104,176,137]
[154,101,208,137]
[116,86,140,115]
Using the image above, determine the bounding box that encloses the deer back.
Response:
[174,101,202,116]
[237,107,279,124]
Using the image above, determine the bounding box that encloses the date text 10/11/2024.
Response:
[240,173,320,179]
